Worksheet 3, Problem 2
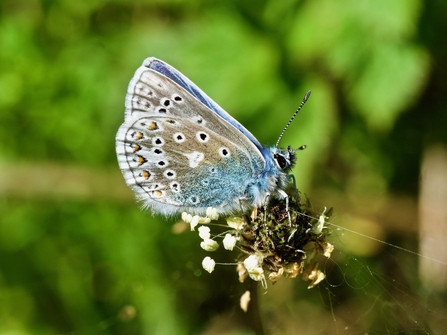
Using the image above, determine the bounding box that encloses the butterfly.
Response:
[116,57,310,216]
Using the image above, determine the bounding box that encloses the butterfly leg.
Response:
[277,189,292,225]
[263,192,271,223]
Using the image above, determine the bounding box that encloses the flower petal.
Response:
[198,226,211,240]
[202,256,216,273]
[223,233,237,251]
[200,239,219,251]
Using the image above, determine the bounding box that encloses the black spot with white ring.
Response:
[173,132,186,143]
[196,131,209,143]
[172,94,183,103]
[157,160,168,167]
[152,137,164,146]
[153,148,163,155]
[164,170,176,179]
[218,147,231,158]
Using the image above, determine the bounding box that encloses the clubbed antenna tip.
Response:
[304,90,311,102]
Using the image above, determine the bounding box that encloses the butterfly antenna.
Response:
[275,90,311,147]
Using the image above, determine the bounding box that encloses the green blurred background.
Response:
[1,0,447,334]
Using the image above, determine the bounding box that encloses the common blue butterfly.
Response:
[116,57,309,216]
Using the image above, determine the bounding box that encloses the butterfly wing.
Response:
[146,59,264,152]
[116,58,267,215]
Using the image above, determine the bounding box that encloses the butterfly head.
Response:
[273,146,297,172]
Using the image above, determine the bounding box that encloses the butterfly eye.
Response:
[274,153,288,170]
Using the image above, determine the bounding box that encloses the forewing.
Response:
[116,59,266,215]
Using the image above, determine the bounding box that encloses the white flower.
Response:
[202,256,215,273]
[200,239,219,251]
[226,216,244,230]
[223,233,237,250]
[243,254,262,272]
[206,207,219,221]
[198,217,211,224]
[198,226,211,240]
[182,213,211,230]
[182,212,192,223]
[243,254,264,282]
[182,212,201,230]
[190,215,199,231]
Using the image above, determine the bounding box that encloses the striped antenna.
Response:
[275,90,311,147]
